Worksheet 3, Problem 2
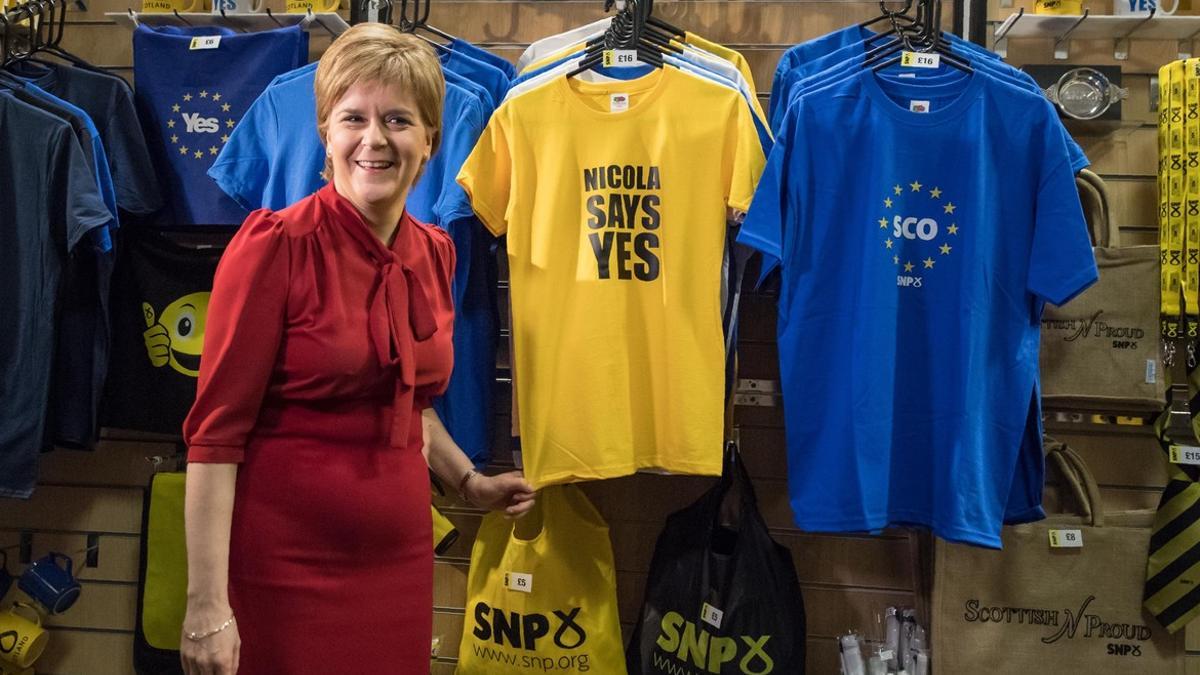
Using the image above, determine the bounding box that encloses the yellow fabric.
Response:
[458,67,765,487]
[143,471,188,651]
[456,486,626,674]
[432,505,458,556]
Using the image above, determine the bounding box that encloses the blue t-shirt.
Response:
[442,48,509,110]
[739,70,1098,548]
[208,61,497,467]
[133,24,307,225]
[769,24,998,125]
[451,37,517,80]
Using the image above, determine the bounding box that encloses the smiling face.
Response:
[326,80,432,227]
[159,292,209,376]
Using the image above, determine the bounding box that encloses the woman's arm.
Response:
[181,463,241,675]
[422,408,536,517]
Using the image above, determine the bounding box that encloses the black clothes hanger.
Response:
[862,0,973,74]
[567,0,666,78]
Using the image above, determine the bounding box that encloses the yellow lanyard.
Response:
[1163,60,1186,335]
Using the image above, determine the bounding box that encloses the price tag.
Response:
[504,572,533,593]
[879,649,895,662]
[1170,445,1200,465]
[1146,359,1158,384]
[189,36,222,50]
[602,49,640,67]
[900,51,940,69]
[700,602,724,629]
[1049,529,1083,548]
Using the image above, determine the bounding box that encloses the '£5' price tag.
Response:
[504,572,532,593]
[1049,529,1083,549]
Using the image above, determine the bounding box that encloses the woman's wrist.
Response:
[458,468,482,506]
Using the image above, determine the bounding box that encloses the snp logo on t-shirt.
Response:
[581,164,663,282]
[875,178,962,288]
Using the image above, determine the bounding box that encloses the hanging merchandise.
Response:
[206,15,508,468]
[1039,169,1164,411]
[741,1,1098,548]
[1,0,119,498]
[1144,57,1200,636]
[836,609,930,675]
[457,485,626,675]
[133,23,308,225]
[458,0,767,487]
[102,229,224,435]
[933,441,1185,673]
[626,443,806,675]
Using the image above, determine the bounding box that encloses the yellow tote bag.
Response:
[143,472,188,650]
[457,485,626,675]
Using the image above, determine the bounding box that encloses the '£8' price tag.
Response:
[1049,529,1083,549]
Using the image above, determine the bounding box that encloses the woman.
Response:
[179,24,534,675]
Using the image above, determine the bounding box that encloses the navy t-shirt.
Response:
[133,24,307,225]
[0,93,111,498]
[740,70,1098,547]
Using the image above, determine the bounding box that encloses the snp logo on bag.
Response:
[469,602,593,672]
[651,611,774,674]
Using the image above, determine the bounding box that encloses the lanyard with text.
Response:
[1159,59,1200,446]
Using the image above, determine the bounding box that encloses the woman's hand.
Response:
[180,604,240,675]
[465,471,537,517]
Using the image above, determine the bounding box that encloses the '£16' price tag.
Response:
[900,51,940,69]
[1170,444,1200,465]
[602,49,639,67]
[1049,529,1083,548]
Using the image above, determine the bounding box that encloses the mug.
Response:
[1034,0,1083,13]
[211,0,264,14]
[286,0,340,12]
[141,0,200,12]
[0,603,47,669]
[1113,0,1178,15]
[17,553,80,615]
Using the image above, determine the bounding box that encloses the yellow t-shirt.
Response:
[458,67,765,487]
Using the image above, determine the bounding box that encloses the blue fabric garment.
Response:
[132,24,307,225]
[0,93,111,496]
[20,84,120,451]
[768,24,999,125]
[739,69,1098,547]
[207,61,497,467]
[451,37,517,80]
[770,44,1090,176]
[22,83,116,248]
[442,47,509,110]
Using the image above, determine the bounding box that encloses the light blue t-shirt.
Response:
[740,69,1098,548]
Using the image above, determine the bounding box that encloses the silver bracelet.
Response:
[185,614,236,642]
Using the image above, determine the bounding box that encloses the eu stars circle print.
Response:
[165,89,236,163]
[879,179,959,288]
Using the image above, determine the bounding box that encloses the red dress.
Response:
[183,183,455,674]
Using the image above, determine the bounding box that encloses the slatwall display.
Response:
[1,0,1196,672]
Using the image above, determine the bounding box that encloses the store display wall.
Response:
[0,0,1193,672]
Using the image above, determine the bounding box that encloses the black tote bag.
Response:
[626,442,806,674]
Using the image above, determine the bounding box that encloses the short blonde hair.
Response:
[314,24,445,181]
